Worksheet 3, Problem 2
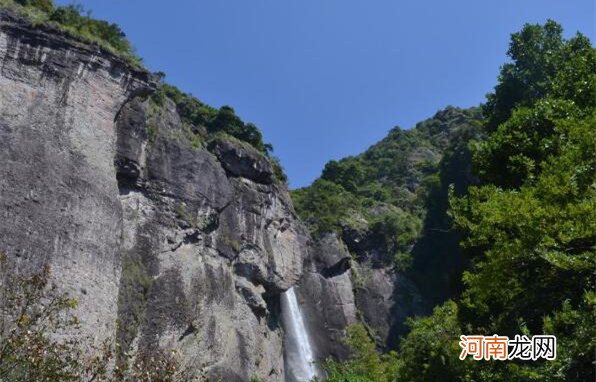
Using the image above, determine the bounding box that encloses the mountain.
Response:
[0,3,484,375]
[0,4,306,381]
[298,19,595,382]
[291,106,484,354]
[3,2,591,381]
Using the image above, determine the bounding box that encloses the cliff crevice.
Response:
[0,10,309,381]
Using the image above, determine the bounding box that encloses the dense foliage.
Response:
[319,324,398,382]
[444,20,595,381]
[0,253,187,381]
[153,84,274,154]
[292,107,482,270]
[0,0,140,65]
[321,20,595,382]
[150,83,287,182]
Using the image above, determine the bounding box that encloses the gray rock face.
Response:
[209,138,274,184]
[352,264,423,350]
[115,98,307,381]
[0,10,308,381]
[298,231,425,364]
[0,9,151,345]
[297,234,357,360]
[0,8,423,380]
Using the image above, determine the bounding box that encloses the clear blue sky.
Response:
[56,0,595,188]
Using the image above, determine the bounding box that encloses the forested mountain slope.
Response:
[312,20,595,382]
[291,106,485,353]
[0,1,593,381]
[293,106,483,288]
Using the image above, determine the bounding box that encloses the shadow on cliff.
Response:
[386,123,483,349]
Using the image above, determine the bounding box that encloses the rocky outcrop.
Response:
[115,97,307,380]
[0,9,151,345]
[294,107,482,360]
[0,7,428,380]
[297,232,424,362]
[352,264,423,349]
[297,234,357,360]
[0,10,308,381]
[209,138,274,185]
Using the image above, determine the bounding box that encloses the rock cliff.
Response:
[0,7,483,380]
[0,8,151,345]
[0,10,308,381]
[293,107,483,359]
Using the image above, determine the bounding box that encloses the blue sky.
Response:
[55,0,595,188]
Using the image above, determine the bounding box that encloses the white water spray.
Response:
[281,287,318,382]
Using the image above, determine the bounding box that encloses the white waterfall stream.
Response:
[281,287,318,382]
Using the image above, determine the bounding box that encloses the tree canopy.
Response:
[1,0,140,65]
[292,106,482,271]
[322,20,595,382]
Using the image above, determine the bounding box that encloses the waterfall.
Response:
[281,287,318,382]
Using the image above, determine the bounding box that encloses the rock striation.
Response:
[297,232,424,361]
[115,97,307,380]
[0,8,440,380]
[0,8,151,346]
[0,10,308,381]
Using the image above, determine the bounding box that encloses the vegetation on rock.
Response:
[292,106,483,271]
[319,20,595,382]
[0,0,141,65]
[0,1,592,380]
[150,83,287,182]
[0,1,286,181]
[318,324,398,382]
[0,253,186,381]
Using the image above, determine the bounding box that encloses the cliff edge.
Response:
[0,9,308,381]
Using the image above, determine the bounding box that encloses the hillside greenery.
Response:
[292,106,483,271]
[0,0,141,66]
[1,2,593,380]
[149,83,287,182]
[0,1,286,181]
[321,20,595,382]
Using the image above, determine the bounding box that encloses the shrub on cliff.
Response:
[13,0,52,13]
[0,253,107,381]
[320,324,397,382]
[151,83,286,182]
[0,252,187,382]
[0,0,140,65]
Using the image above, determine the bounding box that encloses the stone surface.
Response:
[0,10,308,381]
[352,263,423,349]
[209,138,274,184]
[299,230,425,363]
[115,97,308,380]
[0,8,427,380]
[297,234,357,361]
[0,9,151,345]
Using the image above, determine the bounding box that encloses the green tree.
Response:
[482,20,594,131]
[369,210,422,270]
[14,0,53,12]
[321,160,365,193]
[394,301,465,382]
[388,20,594,382]
[292,179,360,236]
[322,324,396,382]
[0,252,187,381]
